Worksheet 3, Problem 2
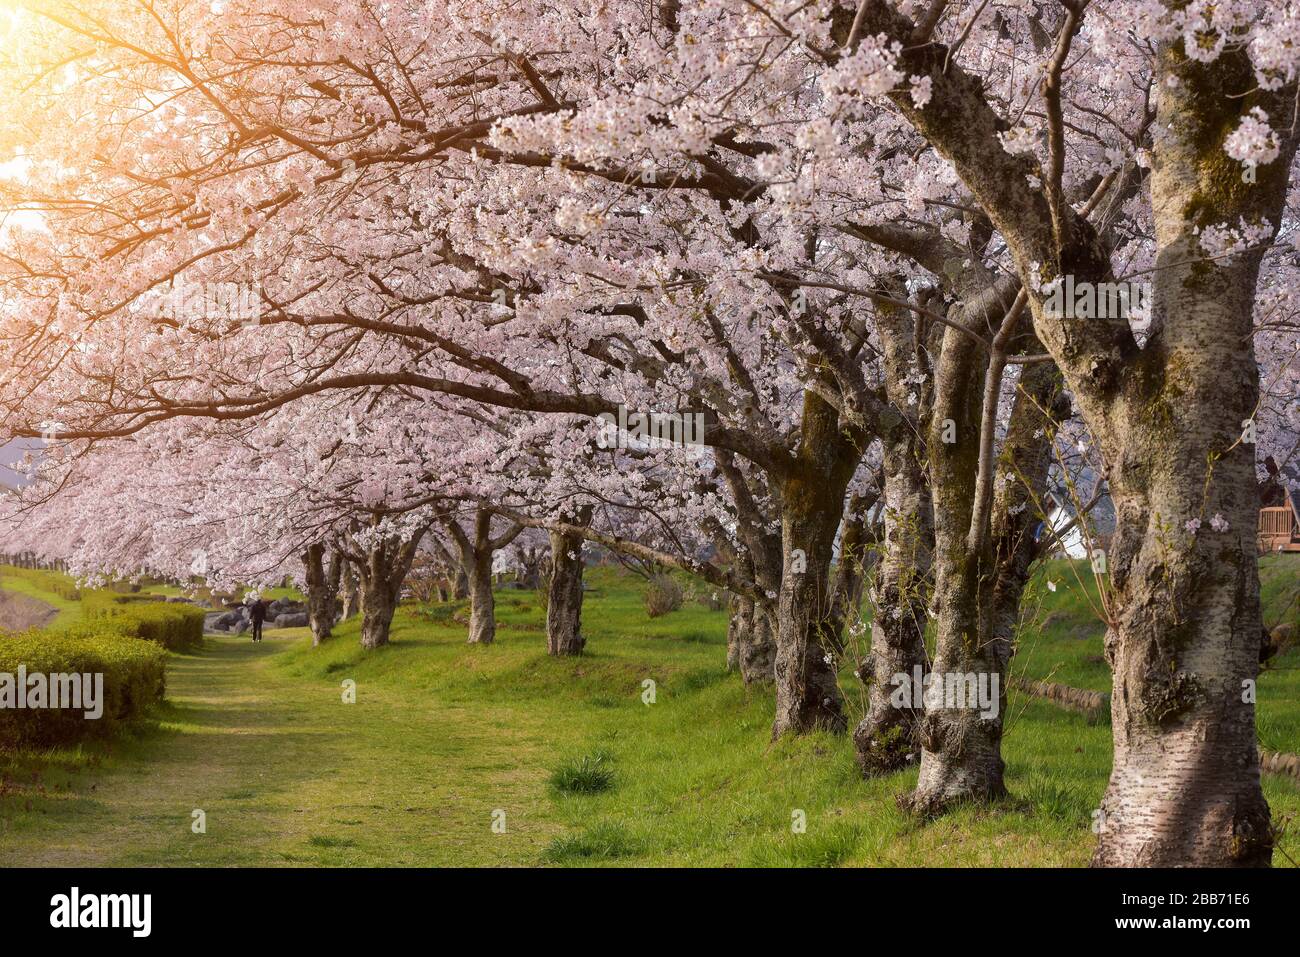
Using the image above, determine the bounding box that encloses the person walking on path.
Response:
[246,593,269,643]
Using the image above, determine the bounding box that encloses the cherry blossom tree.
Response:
[1,0,1298,868]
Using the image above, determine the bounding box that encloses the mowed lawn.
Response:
[0,561,1297,867]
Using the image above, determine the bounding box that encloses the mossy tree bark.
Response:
[303,541,343,646]
[853,302,936,774]
[906,354,1064,815]
[1085,46,1297,867]
[829,492,879,655]
[547,508,590,656]
[714,451,781,685]
[771,392,867,738]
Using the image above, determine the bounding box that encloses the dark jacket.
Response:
[248,599,268,623]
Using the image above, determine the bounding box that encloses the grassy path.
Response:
[1,565,1296,866]
[0,630,565,866]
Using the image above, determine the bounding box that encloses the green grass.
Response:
[0,562,1296,866]
[548,751,615,795]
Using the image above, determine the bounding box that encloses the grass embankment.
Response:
[0,562,1296,866]
[0,567,86,628]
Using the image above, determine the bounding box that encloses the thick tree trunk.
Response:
[466,553,495,645]
[727,593,776,684]
[353,527,425,650]
[1092,408,1271,866]
[854,444,932,774]
[546,528,586,656]
[726,592,744,672]
[359,580,398,650]
[712,456,783,685]
[904,353,1062,815]
[303,542,341,647]
[851,287,938,773]
[770,393,863,738]
[741,603,777,686]
[449,507,524,647]
[722,551,776,684]
[1085,42,1298,867]
[774,488,846,736]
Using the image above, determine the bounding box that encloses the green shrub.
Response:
[0,627,167,749]
[82,594,203,650]
[644,573,683,618]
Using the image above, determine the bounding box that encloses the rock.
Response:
[235,620,250,635]
[273,612,309,628]
[214,610,242,628]
[1264,622,1294,662]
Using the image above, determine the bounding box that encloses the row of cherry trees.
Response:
[1,0,1298,866]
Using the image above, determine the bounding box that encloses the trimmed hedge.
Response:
[82,594,204,650]
[0,628,166,749]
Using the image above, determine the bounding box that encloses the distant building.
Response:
[1038,467,1116,559]
[1044,502,1090,558]
[1259,457,1300,554]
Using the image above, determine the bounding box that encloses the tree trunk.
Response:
[851,289,936,773]
[770,392,863,738]
[721,550,776,684]
[340,560,360,620]
[1091,390,1271,866]
[740,602,777,686]
[712,456,782,685]
[449,507,524,646]
[359,580,397,649]
[353,527,424,650]
[828,493,875,654]
[1089,46,1290,865]
[466,552,495,645]
[726,592,743,672]
[546,528,586,656]
[854,439,932,774]
[303,542,340,647]
[903,348,1062,815]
